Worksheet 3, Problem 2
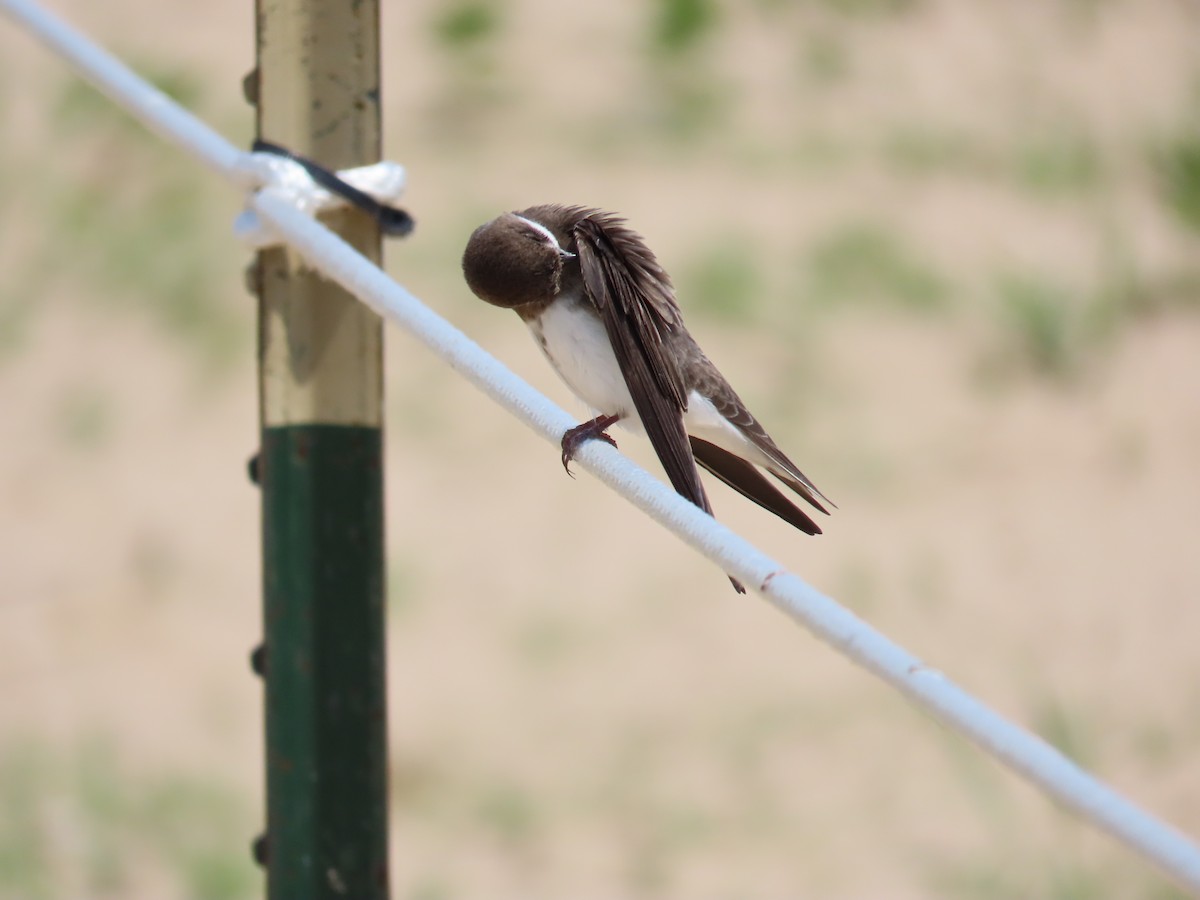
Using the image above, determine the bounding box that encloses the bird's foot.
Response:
[561,414,620,476]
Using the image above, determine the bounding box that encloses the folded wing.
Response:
[573,213,713,519]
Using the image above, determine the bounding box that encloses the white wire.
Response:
[4,0,1200,893]
[253,191,1200,894]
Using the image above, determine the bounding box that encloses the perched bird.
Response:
[462,204,832,591]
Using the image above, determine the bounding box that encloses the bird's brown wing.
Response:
[572,213,712,519]
[690,438,822,534]
[689,358,833,514]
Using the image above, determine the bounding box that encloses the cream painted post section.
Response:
[256,0,383,429]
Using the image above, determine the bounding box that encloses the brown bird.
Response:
[463,204,832,591]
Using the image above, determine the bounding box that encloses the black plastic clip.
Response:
[252,138,415,238]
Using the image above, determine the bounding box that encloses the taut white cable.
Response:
[4,0,1199,893]
[252,190,1200,893]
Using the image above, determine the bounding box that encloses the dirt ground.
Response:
[1,0,1199,897]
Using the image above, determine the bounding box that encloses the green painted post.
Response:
[249,0,389,897]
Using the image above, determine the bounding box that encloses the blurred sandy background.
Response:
[2,0,1199,897]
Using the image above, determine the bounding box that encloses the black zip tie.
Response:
[252,139,415,238]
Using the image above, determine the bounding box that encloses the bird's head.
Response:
[462,212,575,311]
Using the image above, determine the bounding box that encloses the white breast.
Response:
[529,298,773,467]
[528,297,641,428]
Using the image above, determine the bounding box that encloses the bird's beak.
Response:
[559,248,576,259]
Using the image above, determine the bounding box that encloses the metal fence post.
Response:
[249,0,389,897]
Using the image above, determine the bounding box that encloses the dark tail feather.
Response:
[767,468,833,515]
[691,438,823,536]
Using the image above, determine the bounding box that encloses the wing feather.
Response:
[572,214,711,516]
[691,438,822,534]
[689,362,834,513]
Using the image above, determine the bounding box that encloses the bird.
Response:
[462,204,832,592]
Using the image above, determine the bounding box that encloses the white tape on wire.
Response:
[233,155,407,249]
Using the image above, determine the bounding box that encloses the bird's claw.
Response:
[560,414,620,476]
